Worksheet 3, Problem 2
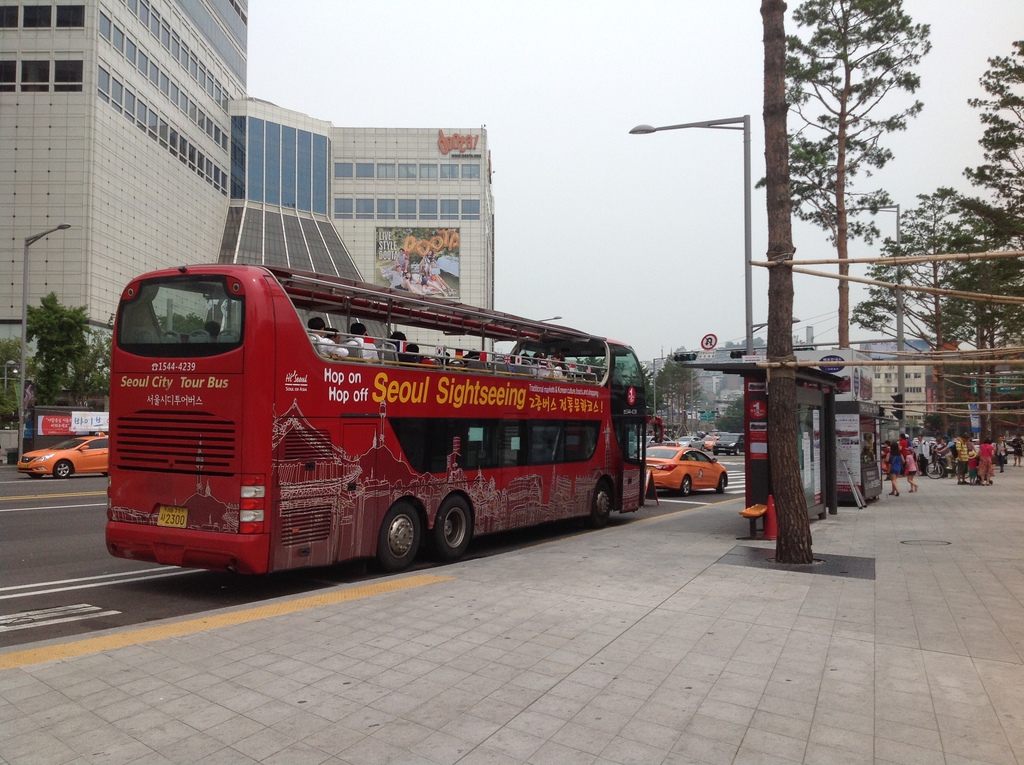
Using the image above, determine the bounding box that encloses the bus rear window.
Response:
[117,277,243,356]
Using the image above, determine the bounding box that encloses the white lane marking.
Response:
[0,569,193,601]
[0,567,185,593]
[0,502,106,513]
[0,604,121,633]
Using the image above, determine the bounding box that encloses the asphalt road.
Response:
[0,458,746,649]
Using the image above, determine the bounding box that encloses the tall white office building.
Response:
[1,0,247,338]
[2,1,495,347]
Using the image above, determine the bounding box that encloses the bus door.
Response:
[337,418,380,561]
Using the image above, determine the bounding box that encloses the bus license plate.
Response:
[157,505,188,528]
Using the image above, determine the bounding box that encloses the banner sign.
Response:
[376,227,460,299]
[36,411,109,436]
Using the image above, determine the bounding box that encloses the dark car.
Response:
[713,433,745,456]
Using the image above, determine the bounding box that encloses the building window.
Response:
[398,199,416,220]
[462,164,480,179]
[356,163,374,178]
[377,163,395,179]
[56,5,85,27]
[419,199,437,219]
[112,24,124,53]
[419,164,437,179]
[356,199,374,219]
[440,199,459,220]
[22,5,51,27]
[20,60,49,92]
[440,164,459,179]
[0,60,14,92]
[461,199,480,220]
[334,198,353,219]
[398,163,417,179]
[377,199,396,219]
[334,162,353,178]
[0,7,17,27]
[54,60,83,92]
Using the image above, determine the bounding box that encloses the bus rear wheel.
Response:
[377,501,421,572]
[586,480,612,529]
[433,496,472,561]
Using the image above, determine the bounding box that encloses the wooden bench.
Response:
[739,504,768,538]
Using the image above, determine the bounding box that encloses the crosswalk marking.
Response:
[0,604,121,633]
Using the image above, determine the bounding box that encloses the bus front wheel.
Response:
[377,501,421,572]
[433,496,472,561]
[587,480,612,529]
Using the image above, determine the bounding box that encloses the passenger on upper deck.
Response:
[307,317,348,359]
[343,322,380,360]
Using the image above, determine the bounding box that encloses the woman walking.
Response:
[883,441,902,496]
[996,436,1008,473]
[978,438,995,486]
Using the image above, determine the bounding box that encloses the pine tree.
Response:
[786,0,931,347]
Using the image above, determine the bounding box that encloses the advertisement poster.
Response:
[376,227,460,299]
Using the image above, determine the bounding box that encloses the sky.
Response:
[246,0,1020,365]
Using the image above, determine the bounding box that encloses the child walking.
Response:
[905,449,919,493]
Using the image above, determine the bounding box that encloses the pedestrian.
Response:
[932,437,951,478]
[978,437,995,486]
[883,441,902,496]
[996,436,1008,473]
[1012,435,1023,467]
[905,447,919,492]
[954,433,975,485]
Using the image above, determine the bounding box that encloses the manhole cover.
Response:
[900,540,952,546]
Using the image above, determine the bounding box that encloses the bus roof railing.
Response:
[264,266,601,345]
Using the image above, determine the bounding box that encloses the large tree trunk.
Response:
[762,0,813,564]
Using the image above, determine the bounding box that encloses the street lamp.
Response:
[630,116,753,354]
[19,223,71,458]
[874,205,905,407]
[538,316,562,323]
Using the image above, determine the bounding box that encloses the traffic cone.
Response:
[763,495,778,540]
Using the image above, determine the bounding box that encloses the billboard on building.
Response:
[376,227,460,299]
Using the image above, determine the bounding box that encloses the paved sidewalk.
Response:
[2,465,1024,764]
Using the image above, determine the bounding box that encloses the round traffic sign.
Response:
[701,334,718,351]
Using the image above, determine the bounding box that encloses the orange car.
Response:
[647,445,728,496]
[18,434,108,479]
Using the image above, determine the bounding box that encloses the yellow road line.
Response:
[0,574,453,670]
[1,491,107,502]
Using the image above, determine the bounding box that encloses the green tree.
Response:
[0,338,21,423]
[67,330,111,406]
[786,0,931,347]
[655,360,697,435]
[963,40,1024,246]
[715,397,745,432]
[852,189,995,433]
[26,292,90,405]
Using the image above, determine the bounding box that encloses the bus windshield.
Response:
[117,275,243,357]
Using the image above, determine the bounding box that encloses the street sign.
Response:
[700,334,718,351]
[700,411,715,422]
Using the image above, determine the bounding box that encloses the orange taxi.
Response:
[647,445,728,496]
[18,434,108,479]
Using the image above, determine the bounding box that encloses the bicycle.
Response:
[926,456,948,479]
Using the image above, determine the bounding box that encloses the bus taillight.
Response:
[239,474,266,534]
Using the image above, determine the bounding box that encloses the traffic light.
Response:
[674,352,698,362]
[729,350,745,359]
[891,392,904,421]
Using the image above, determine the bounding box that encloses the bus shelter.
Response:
[698,363,840,520]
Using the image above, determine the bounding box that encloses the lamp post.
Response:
[538,316,562,323]
[19,224,71,458]
[874,205,905,412]
[630,116,753,354]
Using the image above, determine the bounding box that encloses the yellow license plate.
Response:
[157,505,188,528]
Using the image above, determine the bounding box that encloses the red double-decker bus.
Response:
[105,265,647,574]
